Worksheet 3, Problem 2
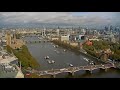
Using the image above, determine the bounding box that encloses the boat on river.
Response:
[51,60,55,63]
[53,45,58,48]
[47,60,51,64]
[47,60,55,64]
[56,45,58,48]
[69,64,73,67]
[53,45,56,47]
[63,49,66,52]
[83,58,89,62]
[44,56,49,59]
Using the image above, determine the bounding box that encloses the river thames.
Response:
[23,36,120,78]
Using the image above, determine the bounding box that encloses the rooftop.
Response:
[0,63,18,78]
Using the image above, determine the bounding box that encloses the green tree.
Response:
[6,45,40,69]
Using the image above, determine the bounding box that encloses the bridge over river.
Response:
[24,40,51,43]
[26,63,116,78]
[23,35,120,78]
[22,35,51,44]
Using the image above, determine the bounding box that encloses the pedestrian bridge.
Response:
[26,63,116,77]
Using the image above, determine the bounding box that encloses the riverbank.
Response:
[52,40,80,54]
[52,40,102,63]
[5,45,40,69]
[25,73,51,78]
[22,40,120,78]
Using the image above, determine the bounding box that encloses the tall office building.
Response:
[105,26,108,31]
[110,25,113,30]
[44,27,46,36]
[110,25,113,34]
[116,27,120,43]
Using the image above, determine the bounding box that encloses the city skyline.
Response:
[0,17,120,78]
[0,12,120,28]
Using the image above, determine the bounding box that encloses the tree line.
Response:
[5,45,40,69]
[83,40,120,61]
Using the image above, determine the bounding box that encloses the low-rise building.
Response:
[85,40,93,46]
[69,42,78,47]
[60,35,70,41]
[0,63,24,78]
[69,34,76,41]
[89,38,100,41]
[51,36,60,41]
[0,49,24,78]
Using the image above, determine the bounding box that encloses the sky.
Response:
[0,12,120,28]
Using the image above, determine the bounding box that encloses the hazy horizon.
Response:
[0,12,120,28]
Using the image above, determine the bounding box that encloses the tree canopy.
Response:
[6,45,40,69]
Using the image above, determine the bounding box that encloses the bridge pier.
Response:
[105,68,108,72]
[71,72,74,76]
[90,70,92,74]
[100,68,108,72]
[100,68,104,71]
[51,74,56,78]
[86,70,92,74]
[68,72,74,76]
[86,70,90,73]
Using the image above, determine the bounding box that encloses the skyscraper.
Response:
[110,25,113,34]
[105,26,108,31]
[44,27,46,36]
[110,25,113,31]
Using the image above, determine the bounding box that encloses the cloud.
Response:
[0,12,70,23]
[0,12,119,26]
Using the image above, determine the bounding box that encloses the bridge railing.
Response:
[25,63,115,76]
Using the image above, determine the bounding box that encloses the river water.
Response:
[23,36,120,78]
